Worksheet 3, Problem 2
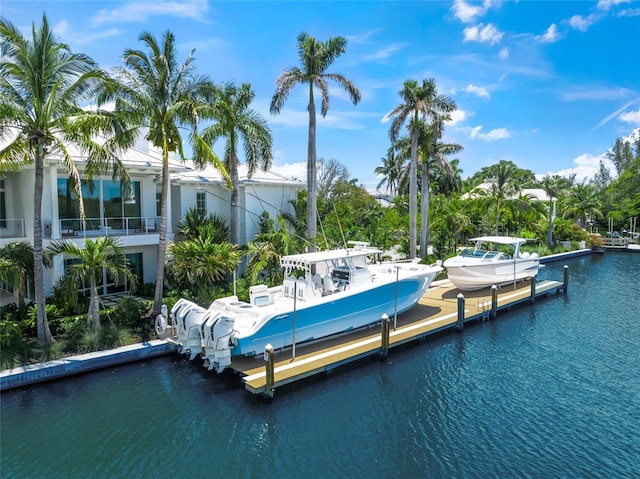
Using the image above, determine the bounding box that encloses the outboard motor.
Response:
[174,302,209,360]
[202,315,236,373]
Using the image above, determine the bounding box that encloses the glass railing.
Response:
[58,216,160,238]
[0,218,25,239]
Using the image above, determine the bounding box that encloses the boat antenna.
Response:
[333,202,347,249]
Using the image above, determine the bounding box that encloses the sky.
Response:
[2,0,639,191]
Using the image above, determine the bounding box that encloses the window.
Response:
[196,191,207,215]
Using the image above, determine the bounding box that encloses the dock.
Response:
[231,275,566,400]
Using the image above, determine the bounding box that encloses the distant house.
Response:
[171,163,304,245]
[0,138,303,302]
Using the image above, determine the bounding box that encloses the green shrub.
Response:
[100,324,132,349]
[111,296,149,329]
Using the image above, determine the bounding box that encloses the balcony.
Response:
[55,216,160,239]
[0,218,26,239]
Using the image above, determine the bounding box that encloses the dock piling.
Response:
[456,293,465,331]
[380,313,390,359]
[264,344,275,401]
[491,285,498,319]
[529,277,536,304]
[563,265,569,293]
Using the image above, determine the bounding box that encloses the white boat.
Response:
[169,242,442,372]
[443,236,539,291]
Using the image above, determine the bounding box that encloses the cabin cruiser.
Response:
[169,242,442,372]
[443,236,539,291]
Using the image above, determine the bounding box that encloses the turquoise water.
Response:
[2,253,639,478]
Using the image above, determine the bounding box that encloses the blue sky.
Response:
[3,0,639,190]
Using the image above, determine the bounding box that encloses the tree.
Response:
[271,32,361,250]
[561,182,603,229]
[540,175,572,248]
[47,237,136,328]
[375,148,406,197]
[387,78,455,258]
[107,30,228,315]
[201,82,272,245]
[1,15,130,344]
[0,242,34,307]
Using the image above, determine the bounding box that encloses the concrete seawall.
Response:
[0,340,174,391]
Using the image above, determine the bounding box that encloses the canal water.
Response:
[2,252,639,478]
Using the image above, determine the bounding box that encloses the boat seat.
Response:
[322,275,335,295]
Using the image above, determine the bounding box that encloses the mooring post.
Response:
[456,293,465,332]
[380,313,390,359]
[529,276,536,304]
[491,285,498,319]
[264,343,275,400]
[563,265,569,293]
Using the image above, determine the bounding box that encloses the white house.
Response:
[0,140,303,303]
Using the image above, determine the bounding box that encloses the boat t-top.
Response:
[169,241,442,372]
[443,236,540,291]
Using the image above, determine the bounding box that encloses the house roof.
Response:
[172,162,304,187]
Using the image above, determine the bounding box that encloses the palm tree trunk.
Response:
[153,141,169,315]
[34,142,53,345]
[409,128,419,259]
[307,85,318,251]
[230,152,240,245]
[89,280,101,328]
[546,201,554,248]
[420,159,429,259]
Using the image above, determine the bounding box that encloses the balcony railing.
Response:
[58,216,160,238]
[0,218,26,239]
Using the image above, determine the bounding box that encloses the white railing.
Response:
[0,218,25,239]
[58,216,160,238]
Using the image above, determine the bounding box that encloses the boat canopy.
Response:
[470,236,530,246]
[280,245,382,270]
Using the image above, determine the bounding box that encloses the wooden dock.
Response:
[231,276,566,399]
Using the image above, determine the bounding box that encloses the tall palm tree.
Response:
[387,78,455,258]
[202,83,272,245]
[540,174,573,248]
[375,147,406,197]
[0,15,130,344]
[47,237,136,328]
[270,32,361,250]
[482,160,522,235]
[106,30,228,315]
[0,241,34,307]
[561,182,603,229]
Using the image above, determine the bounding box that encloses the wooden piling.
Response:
[529,276,536,304]
[491,285,498,319]
[380,313,390,359]
[456,293,465,331]
[264,344,275,401]
[563,265,569,293]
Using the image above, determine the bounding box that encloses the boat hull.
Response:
[231,272,435,357]
[444,259,539,291]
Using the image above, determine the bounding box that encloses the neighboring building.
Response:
[171,163,304,245]
[0,140,302,302]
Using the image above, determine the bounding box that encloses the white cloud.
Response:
[551,152,609,182]
[536,24,561,43]
[462,83,491,98]
[459,125,510,141]
[463,23,504,45]
[498,47,509,59]
[359,43,408,62]
[619,108,640,125]
[597,0,631,10]
[447,109,468,126]
[271,162,307,183]
[92,0,209,25]
[569,15,592,32]
[451,0,499,23]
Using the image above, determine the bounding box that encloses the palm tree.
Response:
[473,160,523,235]
[47,237,136,328]
[375,148,406,197]
[561,182,603,229]
[0,241,34,307]
[0,15,131,344]
[387,78,455,258]
[270,32,361,250]
[540,174,573,248]
[202,83,272,245]
[106,30,228,315]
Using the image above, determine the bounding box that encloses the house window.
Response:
[0,179,6,229]
[196,191,207,215]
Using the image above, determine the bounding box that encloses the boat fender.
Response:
[155,314,167,335]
